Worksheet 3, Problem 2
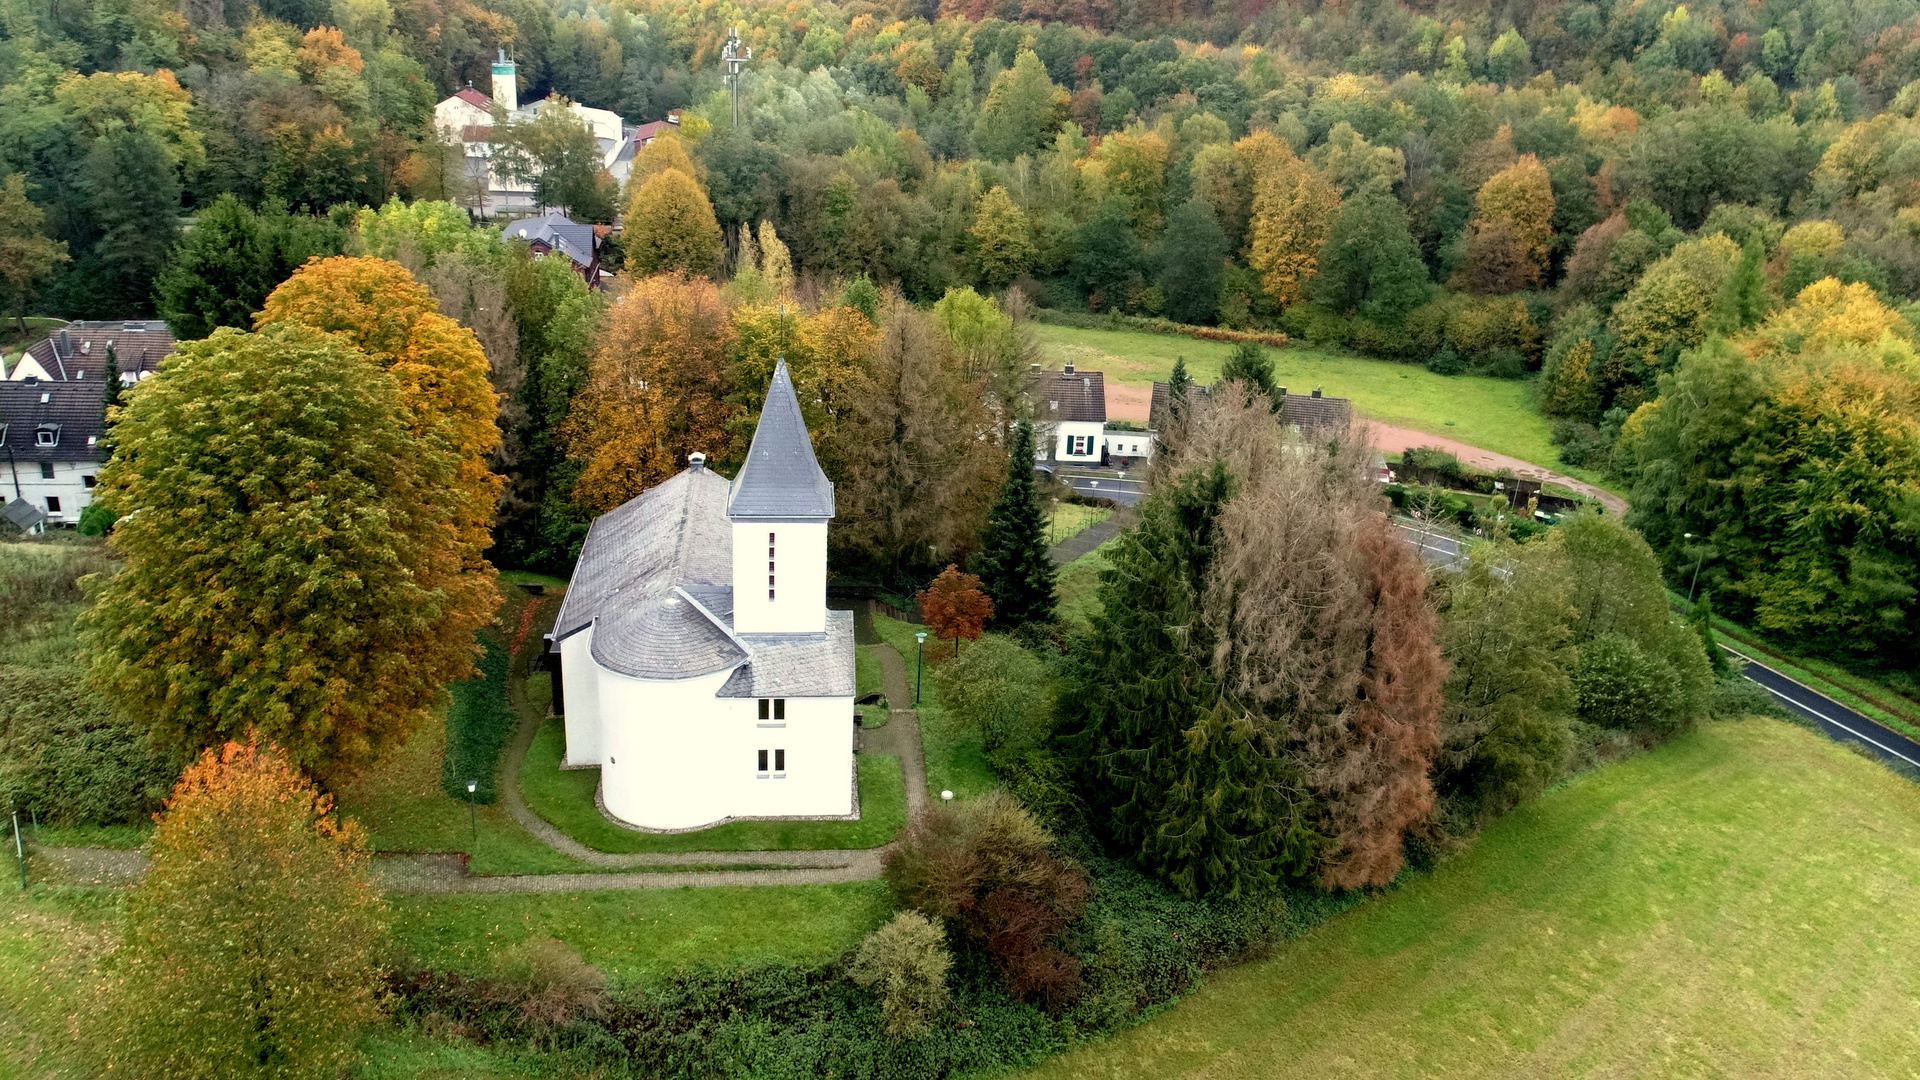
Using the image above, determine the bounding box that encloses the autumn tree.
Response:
[972,49,1069,162]
[83,326,474,777]
[1247,148,1341,307]
[727,299,879,480]
[919,564,993,652]
[974,419,1056,629]
[836,299,1005,579]
[759,220,794,297]
[969,185,1035,289]
[1464,154,1554,293]
[564,273,736,512]
[624,167,722,276]
[257,256,502,634]
[98,739,387,1079]
[0,174,68,332]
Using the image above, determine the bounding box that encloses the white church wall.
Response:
[558,627,602,766]
[731,520,827,634]
[594,665,854,829]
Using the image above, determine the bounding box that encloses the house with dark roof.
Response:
[1026,362,1110,465]
[0,380,108,527]
[6,321,175,384]
[547,359,854,831]
[1149,379,1354,436]
[504,212,605,284]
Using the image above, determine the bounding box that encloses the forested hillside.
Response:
[2,0,1916,669]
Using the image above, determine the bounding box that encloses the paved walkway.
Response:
[1050,505,1136,565]
[30,642,930,896]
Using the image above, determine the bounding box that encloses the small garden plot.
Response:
[517,718,906,852]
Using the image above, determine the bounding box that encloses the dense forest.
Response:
[2,0,1916,672]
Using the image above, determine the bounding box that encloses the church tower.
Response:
[729,359,833,634]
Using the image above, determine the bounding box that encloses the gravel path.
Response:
[1049,505,1136,565]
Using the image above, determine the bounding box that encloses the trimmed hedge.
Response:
[390,854,1366,1079]
[441,634,514,804]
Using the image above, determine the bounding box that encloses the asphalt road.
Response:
[1722,643,1920,773]
[1055,471,1147,506]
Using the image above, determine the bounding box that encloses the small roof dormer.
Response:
[727,358,834,522]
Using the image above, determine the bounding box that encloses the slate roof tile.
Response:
[728,359,834,520]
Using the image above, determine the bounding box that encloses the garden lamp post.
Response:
[915,631,927,705]
[1684,532,1706,603]
[466,780,478,846]
[12,810,24,890]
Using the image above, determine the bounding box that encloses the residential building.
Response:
[432,51,677,219]
[503,212,607,284]
[1149,379,1353,436]
[2,498,46,536]
[4,321,174,384]
[1027,363,1108,465]
[548,359,855,831]
[0,380,108,527]
[1103,427,1154,464]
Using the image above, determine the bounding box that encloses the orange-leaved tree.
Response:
[1465,153,1555,294]
[918,564,993,655]
[564,273,737,512]
[98,738,387,1078]
[257,255,502,612]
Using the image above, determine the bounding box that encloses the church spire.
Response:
[728,358,834,520]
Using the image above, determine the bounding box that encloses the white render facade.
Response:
[550,360,854,831]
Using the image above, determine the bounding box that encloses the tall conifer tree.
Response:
[975,419,1056,629]
[1168,356,1191,421]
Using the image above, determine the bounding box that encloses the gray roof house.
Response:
[1,380,110,527]
[1150,379,1353,434]
[5,321,175,383]
[547,358,856,832]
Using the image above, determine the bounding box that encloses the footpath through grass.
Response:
[1034,323,1565,470]
[872,614,999,802]
[1020,718,1920,1080]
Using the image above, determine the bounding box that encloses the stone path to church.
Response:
[34,637,930,895]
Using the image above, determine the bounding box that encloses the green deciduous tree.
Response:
[624,168,722,277]
[98,738,387,1079]
[972,49,1069,162]
[1155,199,1229,325]
[83,325,476,778]
[968,185,1034,289]
[1311,191,1430,322]
[0,174,68,332]
[975,419,1056,629]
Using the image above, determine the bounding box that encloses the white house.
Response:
[0,380,108,527]
[1103,427,1153,463]
[433,51,673,219]
[548,359,855,831]
[1027,363,1108,464]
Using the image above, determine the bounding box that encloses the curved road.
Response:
[1368,422,1627,515]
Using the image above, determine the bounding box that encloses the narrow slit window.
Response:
[768,589,775,600]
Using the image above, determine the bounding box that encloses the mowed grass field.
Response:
[1019,718,1920,1080]
[1034,324,1564,468]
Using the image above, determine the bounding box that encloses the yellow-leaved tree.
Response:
[565,273,738,512]
[1465,153,1556,293]
[625,167,723,276]
[968,185,1035,289]
[1246,143,1341,308]
[728,299,881,480]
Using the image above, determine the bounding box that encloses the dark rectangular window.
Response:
[758,699,770,720]
[45,496,60,513]
[82,474,95,488]
[774,749,785,772]
[768,589,775,600]
[768,560,775,571]
[39,461,54,479]
[757,749,769,772]
[773,699,785,720]
[768,574,775,586]
[768,531,776,543]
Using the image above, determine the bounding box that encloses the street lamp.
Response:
[1684,532,1707,603]
[915,631,927,705]
[466,780,478,846]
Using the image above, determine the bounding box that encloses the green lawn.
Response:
[1019,718,1920,1080]
[872,614,999,801]
[333,706,589,877]
[1046,502,1112,546]
[518,717,905,852]
[1056,538,1118,634]
[386,878,892,982]
[1034,324,1573,474]
[856,643,888,728]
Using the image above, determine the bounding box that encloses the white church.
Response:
[548,360,856,830]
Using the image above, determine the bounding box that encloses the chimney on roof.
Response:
[1063,362,1074,374]
[57,330,71,354]
[1312,387,1322,398]
[1029,363,1040,373]
[1277,386,1287,398]
[688,451,707,471]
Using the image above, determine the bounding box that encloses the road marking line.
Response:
[1724,645,1920,769]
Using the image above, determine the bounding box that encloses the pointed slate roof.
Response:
[728,358,835,521]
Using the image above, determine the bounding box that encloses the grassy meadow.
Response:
[1018,718,1920,1080]
[1034,324,1566,470]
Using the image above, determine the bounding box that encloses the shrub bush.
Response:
[932,636,1049,753]
[849,911,952,1038]
[885,791,1089,1009]
[442,634,514,803]
[1711,671,1788,720]
[1425,345,1465,375]
[1573,632,1684,735]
